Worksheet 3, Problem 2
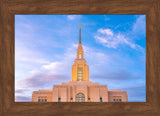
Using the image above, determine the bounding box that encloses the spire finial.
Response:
[79,24,81,44]
[79,24,81,29]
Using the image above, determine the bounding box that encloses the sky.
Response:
[15,15,146,102]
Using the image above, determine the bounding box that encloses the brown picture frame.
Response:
[0,0,160,116]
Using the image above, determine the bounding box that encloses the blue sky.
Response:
[15,15,146,102]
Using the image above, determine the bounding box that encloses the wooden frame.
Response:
[0,0,159,116]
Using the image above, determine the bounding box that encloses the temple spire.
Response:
[79,24,81,44]
[77,24,84,59]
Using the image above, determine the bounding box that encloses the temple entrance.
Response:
[75,93,85,102]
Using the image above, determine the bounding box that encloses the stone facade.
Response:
[32,25,128,102]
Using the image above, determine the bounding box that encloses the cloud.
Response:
[110,82,146,102]
[101,77,146,102]
[92,69,133,81]
[98,29,113,36]
[15,96,31,102]
[15,43,111,96]
[15,71,69,102]
[95,28,141,49]
[67,15,81,20]
[15,44,51,80]
[15,87,32,102]
[132,15,146,35]
[95,15,146,49]
[16,72,68,89]
[18,57,50,64]
[15,89,28,94]
[42,62,62,71]
[15,43,76,101]
[123,84,146,102]
[94,36,108,44]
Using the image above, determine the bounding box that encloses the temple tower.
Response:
[71,25,89,81]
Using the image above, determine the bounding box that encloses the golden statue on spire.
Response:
[79,24,81,29]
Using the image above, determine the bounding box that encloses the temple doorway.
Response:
[75,93,85,102]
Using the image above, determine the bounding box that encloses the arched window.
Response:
[77,68,83,81]
[100,97,102,102]
[58,98,61,102]
[79,51,82,59]
[76,93,85,102]
[113,96,122,102]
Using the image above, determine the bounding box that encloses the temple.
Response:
[32,25,128,102]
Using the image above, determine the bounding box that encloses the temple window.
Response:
[79,51,82,59]
[58,98,61,102]
[88,98,90,102]
[45,99,47,102]
[100,97,102,102]
[77,68,83,81]
[38,99,41,102]
[113,96,122,102]
[70,98,73,102]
